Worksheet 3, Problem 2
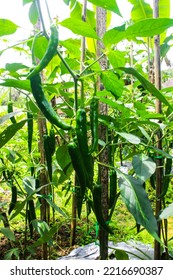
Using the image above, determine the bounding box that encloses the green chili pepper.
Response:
[159,157,172,198]
[35,178,42,203]
[90,96,98,153]
[43,134,52,181]
[27,199,36,238]
[150,174,155,189]
[76,108,94,187]
[109,169,117,209]
[27,209,33,238]
[7,101,16,124]
[8,185,17,215]
[30,73,72,130]
[76,108,88,155]
[27,24,59,79]
[27,201,36,239]
[27,111,33,154]
[49,126,56,156]
[92,183,113,234]
[28,199,36,221]
[68,140,88,218]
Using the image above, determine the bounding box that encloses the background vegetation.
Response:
[0,0,173,260]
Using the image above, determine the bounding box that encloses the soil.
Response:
[0,221,96,260]
[0,226,70,260]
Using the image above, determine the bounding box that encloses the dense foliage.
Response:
[0,0,173,260]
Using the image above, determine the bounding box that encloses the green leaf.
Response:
[0,120,26,149]
[9,185,46,221]
[118,173,158,237]
[60,39,81,58]
[59,18,100,39]
[160,43,170,59]
[73,6,96,30]
[70,0,76,9]
[0,19,18,36]
[0,112,23,125]
[104,18,173,46]
[29,1,38,25]
[0,79,31,91]
[23,0,32,4]
[107,50,126,68]
[32,220,49,237]
[0,227,15,241]
[159,203,173,220]
[126,18,173,39]
[103,24,126,46]
[61,57,80,75]
[138,126,150,141]
[99,97,132,119]
[56,144,73,184]
[119,67,173,110]
[31,36,48,61]
[63,0,70,4]
[88,0,122,16]
[101,71,124,99]
[114,249,129,260]
[30,225,58,248]
[5,63,27,72]
[159,0,170,43]
[105,18,173,46]
[132,154,156,181]
[56,144,71,171]
[117,132,141,144]
[129,0,153,22]
[148,146,173,159]
[70,1,83,19]
[9,201,26,220]
[44,197,68,218]
[159,0,170,18]
[139,112,164,120]
[4,248,20,260]
[23,177,36,196]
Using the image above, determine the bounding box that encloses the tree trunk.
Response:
[96,7,109,260]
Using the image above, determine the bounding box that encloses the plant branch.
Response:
[79,0,87,107]
[36,0,78,111]
[80,53,105,77]
[0,37,36,55]
[45,0,52,23]
[36,0,47,34]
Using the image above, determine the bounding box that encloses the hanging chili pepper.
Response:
[49,126,56,156]
[27,111,33,154]
[7,101,16,124]
[92,183,113,234]
[43,134,52,181]
[68,140,89,218]
[8,185,17,215]
[76,108,94,187]
[30,73,72,130]
[90,96,99,153]
[109,169,117,209]
[27,24,59,79]
[159,157,172,198]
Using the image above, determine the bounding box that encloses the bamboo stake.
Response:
[96,7,109,260]
[153,0,163,260]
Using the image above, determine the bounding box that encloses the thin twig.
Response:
[36,0,47,34]
[45,0,52,23]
